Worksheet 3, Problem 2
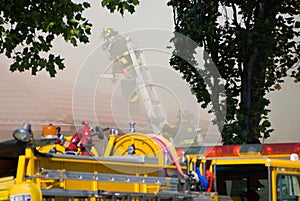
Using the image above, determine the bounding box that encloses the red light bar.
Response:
[204,145,240,157]
[179,143,300,158]
[261,143,300,155]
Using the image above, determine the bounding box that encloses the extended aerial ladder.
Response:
[103,31,168,134]
[126,39,169,133]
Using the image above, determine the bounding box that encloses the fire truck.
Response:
[0,122,299,201]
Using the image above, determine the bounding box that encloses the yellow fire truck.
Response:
[0,123,299,201]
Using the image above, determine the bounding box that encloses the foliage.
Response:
[101,0,140,15]
[167,0,300,144]
[0,0,92,77]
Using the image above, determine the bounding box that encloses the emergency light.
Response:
[181,143,300,157]
[261,143,300,155]
[12,122,32,143]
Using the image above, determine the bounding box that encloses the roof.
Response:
[0,67,147,139]
[0,68,165,138]
[0,65,213,145]
[0,71,72,125]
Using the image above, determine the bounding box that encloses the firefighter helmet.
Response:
[101,28,118,39]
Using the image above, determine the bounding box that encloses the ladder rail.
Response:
[27,168,178,186]
[126,40,168,133]
[41,188,202,200]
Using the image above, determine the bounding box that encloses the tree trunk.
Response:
[240,1,277,143]
[241,49,257,142]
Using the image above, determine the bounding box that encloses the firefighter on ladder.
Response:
[101,28,141,103]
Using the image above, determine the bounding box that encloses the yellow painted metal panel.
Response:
[9,183,42,201]
[266,159,300,170]
[0,177,14,201]
[210,157,272,166]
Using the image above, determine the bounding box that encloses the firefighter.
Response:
[101,28,131,77]
[101,28,140,103]
[160,109,198,146]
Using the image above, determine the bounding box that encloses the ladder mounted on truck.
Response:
[23,166,214,201]
[125,39,168,133]
[28,168,178,186]
[25,168,180,199]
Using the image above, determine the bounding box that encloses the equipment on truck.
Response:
[0,122,299,201]
[54,121,107,156]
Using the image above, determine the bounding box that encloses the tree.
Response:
[0,0,92,77]
[167,0,300,144]
[0,0,139,77]
[101,0,139,15]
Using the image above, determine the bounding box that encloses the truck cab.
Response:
[184,143,300,201]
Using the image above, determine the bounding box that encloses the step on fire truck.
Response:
[0,122,299,201]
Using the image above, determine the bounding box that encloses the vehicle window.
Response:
[216,164,269,200]
[277,174,300,201]
[223,179,268,201]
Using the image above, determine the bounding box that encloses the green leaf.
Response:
[101,0,108,7]
[132,0,139,5]
[70,37,77,46]
[83,2,90,8]
[75,14,81,20]
[262,120,271,128]
[46,22,55,32]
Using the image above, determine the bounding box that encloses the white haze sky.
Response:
[0,1,299,143]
